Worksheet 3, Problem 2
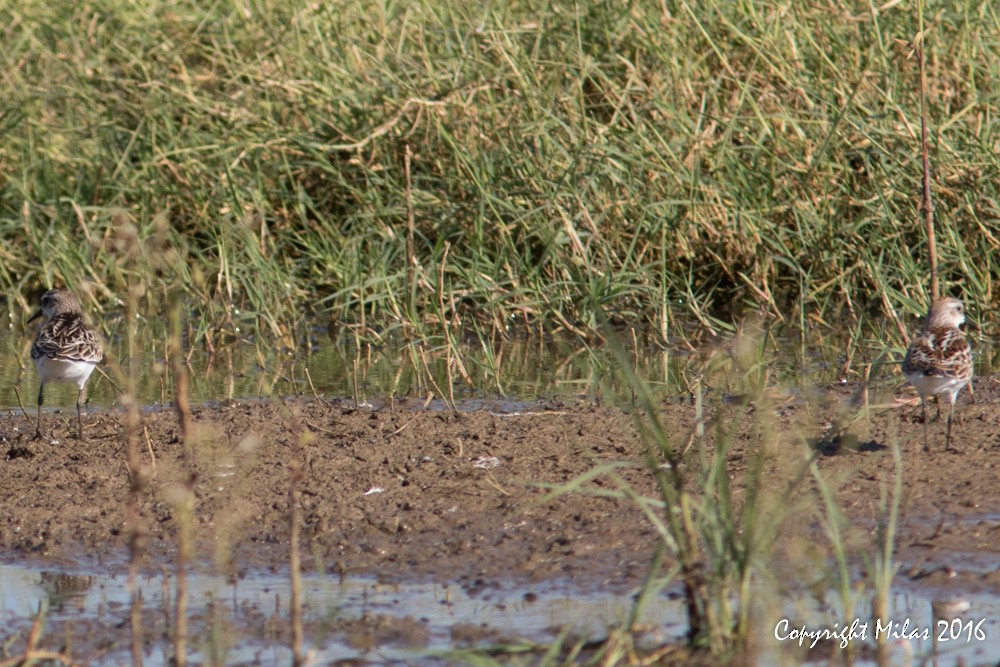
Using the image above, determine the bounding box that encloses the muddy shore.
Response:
[1,382,998,595]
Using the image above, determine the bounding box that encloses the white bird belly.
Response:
[35,357,98,389]
[905,372,969,403]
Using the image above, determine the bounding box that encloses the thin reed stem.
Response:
[168,293,194,667]
[285,404,307,666]
[917,2,939,301]
[404,144,416,320]
[125,285,144,667]
[289,449,305,667]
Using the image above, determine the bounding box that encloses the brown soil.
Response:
[1,381,998,593]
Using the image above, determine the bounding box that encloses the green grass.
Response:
[2,0,997,348]
[519,314,918,664]
[524,320,792,661]
[0,5,967,662]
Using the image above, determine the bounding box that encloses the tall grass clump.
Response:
[628,328,799,658]
[521,313,917,666]
[1,1,999,346]
[533,319,813,662]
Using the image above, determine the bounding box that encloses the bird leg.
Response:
[945,400,958,452]
[76,387,84,441]
[921,399,929,453]
[33,384,45,441]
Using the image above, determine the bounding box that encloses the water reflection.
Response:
[7,310,1000,412]
[0,563,685,665]
[2,562,997,666]
[0,324,705,411]
[0,319,884,414]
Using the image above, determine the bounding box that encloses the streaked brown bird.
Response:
[902,297,972,451]
[28,288,104,440]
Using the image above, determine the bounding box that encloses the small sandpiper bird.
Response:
[28,288,104,440]
[901,297,972,451]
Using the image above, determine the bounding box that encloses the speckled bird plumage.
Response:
[902,297,972,450]
[28,288,103,440]
[902,298,972,401]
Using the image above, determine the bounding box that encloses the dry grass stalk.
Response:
[286,404,307,666]
[168,295,194,667]
[125,372,145,665]
[405,143,416,314]
[915,7,939,301]
[0,605,81,667]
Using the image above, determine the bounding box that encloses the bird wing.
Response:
[902,327,971,379]
[31,315,104,364]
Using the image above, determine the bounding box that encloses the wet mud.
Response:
[1,385,999,585]
[1,380,999,662]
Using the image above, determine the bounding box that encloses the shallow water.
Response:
[0,324,695,411]
[772,584,1000,667]
[7,306,998,414]
[0,318,870,414]
[0,562,686,665]
[2,561,999,666]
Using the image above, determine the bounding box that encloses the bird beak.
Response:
[27,309,42,324]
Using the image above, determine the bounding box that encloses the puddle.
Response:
[2,562,999,666]
[770,585,1000,667]
[0,563,686,665]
